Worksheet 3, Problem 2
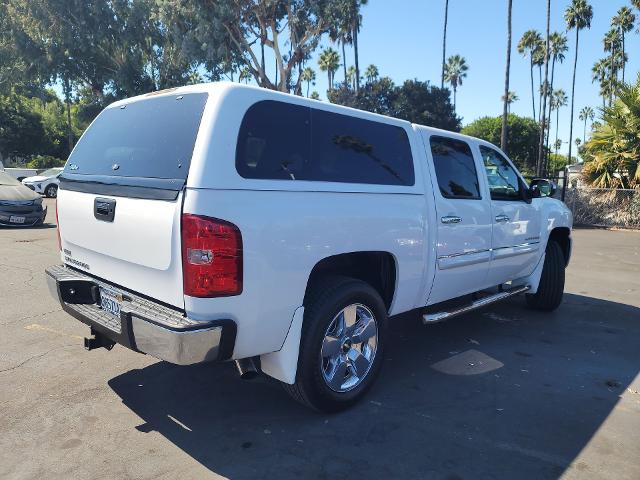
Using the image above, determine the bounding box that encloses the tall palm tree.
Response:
[501,91,518,114]
[441,0,450,89]
[365,64,379,84]
[300,67,316,97]
[612,7,635,83]
[501,0,513,152]
[592,58,609,108]
[351,0,368,93]
[552,89,568,161]
[603,27,621,99]
[565,0,593,166]
[537,0,551,177]
[554,138,562,157]
[347,66,357,90]
[518,29,543,119]
[532,41,546,124]
[329,20,352,86]
[545,32,568,162]
[579,106,595,141]
[444,54,469,112]
[318,47,341,91]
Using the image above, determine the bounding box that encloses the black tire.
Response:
[283,276,388,413]
[45,184,58,198]
[526,240,565,311]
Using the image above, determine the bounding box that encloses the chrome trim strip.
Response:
[437,242,540,260]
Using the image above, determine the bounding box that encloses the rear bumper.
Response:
[45,264,236,365]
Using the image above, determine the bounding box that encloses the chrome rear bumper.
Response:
[45,264,235,365]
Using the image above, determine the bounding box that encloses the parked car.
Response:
[46,83,572,412]
[0,171,47,226]
[22,167,63,198]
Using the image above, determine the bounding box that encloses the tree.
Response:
[443,54,468,112]
[582,74,640,188]
[500,0,513,153]
[462,114,540,173]
[300,67,316,97]
[551,89,568,162]
[592,57,611,108]
[554,138,563,156]
[365,64,379,84]
[603,27,622,104]
[544,32,568,167]
[537,0,551,177]
[518,30,543,119]
[310,91,321,100]
[579,106,595,141]
[501,91,518,114]
[346,66,357,90]
[350,0,368,94]
[565,0,593,178]
[612,7,635,83]
[238,67,251,84]
[441,0,450,89]
[318,47,341,91]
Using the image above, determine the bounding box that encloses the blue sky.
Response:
[302,0,640,156]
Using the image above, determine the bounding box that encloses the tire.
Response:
[45,184,58,198]
[283,276,388,412]
[526,240,565,311]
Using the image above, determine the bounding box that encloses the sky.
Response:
[301,0,640,156]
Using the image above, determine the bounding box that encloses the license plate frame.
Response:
[99,287,122,319]
[9,216,26,224]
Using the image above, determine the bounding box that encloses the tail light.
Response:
[55,200,61,251]
[181,214,243,297]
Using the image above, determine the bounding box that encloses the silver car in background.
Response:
[0,171,47,227]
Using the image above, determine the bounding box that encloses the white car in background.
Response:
[22,167,63,198]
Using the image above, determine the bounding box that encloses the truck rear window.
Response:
[65,93,207,181]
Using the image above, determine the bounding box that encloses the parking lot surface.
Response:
[1,198,639,480]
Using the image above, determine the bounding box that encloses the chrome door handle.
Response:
[441,215,462,224]
[495,214,510,223]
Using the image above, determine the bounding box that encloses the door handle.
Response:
[441,215,462,224]
[495,214,510,223]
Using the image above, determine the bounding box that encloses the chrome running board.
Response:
[422,285,531,324]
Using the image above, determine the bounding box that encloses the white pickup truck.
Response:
[46,83,572,412]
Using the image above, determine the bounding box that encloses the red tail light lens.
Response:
[181,214,243,297]
[55,200,61,251]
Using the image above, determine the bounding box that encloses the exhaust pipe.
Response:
[235,358,258,380]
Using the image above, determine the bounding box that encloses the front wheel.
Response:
[526,240,565,311]
[283,276,387,412]
[45,184,58,198]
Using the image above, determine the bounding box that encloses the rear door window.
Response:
[65,93,208,180]
[235,100,414,186]
[429,136,481,199]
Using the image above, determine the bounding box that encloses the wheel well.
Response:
[304,252,397,311]
[549,227,571,266]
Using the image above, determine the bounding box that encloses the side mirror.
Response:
[529,178,556,198]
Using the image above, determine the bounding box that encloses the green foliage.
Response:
[27,155,65,169]
[582,74,640,188]
[328,78,460,131]
[547,153,570,174]
[462,114,540,173]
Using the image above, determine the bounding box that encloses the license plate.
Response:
[9,216,25,224]
[100,288,121,318]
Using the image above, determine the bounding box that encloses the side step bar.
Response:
[422,285,531,324]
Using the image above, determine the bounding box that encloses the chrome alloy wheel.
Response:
[320,303,378,392]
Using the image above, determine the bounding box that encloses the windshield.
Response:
[0,171,22,186]
[40,168,63,177]
[64,92,208,180]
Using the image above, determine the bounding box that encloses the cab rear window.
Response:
[65,93,207,180]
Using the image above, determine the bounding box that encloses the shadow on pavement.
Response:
[108,293,640,479]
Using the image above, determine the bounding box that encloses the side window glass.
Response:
[479,146,522,201]
[429,136,481,199]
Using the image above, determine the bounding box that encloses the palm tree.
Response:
[365,64,379,84]
[537,0,551,176]
[603,28,621,100]
[310,91,321,100]
[554,138,562,157]
[552,89,568,161]
[579,106,595,141]
[329,21,351,87]
[347,66,357,90]
[300,67,316,97]
[518,29,543,119]
[532,41,546,124]
[318,47,341,91]
[500,0,513,152]
[545,32,568,163]
[565,0,593,171]
[501,91,518,114]
[444,54,468,112]
[592,58,609,108]
[612,7,635,83]
[351,0,368,93]
[441,0,450,89]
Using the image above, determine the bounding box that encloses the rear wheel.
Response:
[283,276,387,412]
[45,184,58,198]
[526,240,565,311]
